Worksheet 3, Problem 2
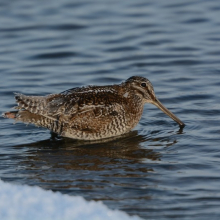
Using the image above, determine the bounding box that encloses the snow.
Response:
[0,180,141,220]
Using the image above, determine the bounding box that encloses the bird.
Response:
[3,76,185,140]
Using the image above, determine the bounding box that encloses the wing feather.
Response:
[14,85,126,131]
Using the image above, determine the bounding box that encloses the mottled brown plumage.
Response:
[3,76,185,140]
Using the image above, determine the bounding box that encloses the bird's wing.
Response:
[14,86,126,125]
[45,87,126,125]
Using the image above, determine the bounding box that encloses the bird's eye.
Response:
[141,83,146,87]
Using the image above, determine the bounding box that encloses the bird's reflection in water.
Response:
[11,130,178,203]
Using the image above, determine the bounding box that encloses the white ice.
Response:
[0,180,141,220]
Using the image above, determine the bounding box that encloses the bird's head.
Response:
[125,76,185,128]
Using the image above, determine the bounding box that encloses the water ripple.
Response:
[1,0,220,219]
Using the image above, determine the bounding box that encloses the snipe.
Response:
[3,76,185,140]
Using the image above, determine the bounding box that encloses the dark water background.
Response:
[1,0,220,219]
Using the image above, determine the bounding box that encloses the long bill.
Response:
[152,98,185,128]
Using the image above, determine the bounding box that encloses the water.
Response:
[1,0,220,219]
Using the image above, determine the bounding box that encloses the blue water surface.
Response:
[0,0,220,219]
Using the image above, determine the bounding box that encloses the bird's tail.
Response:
[3,110,64,135]
[14,93,46,115]
[3,110,48,125]
[3,111,19,119]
